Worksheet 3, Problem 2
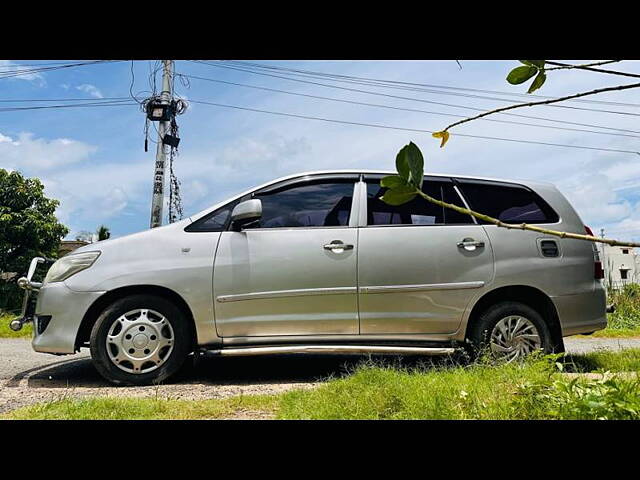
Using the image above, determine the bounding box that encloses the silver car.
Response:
[14,170,607,385]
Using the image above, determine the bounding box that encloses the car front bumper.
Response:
[32,282,105,354]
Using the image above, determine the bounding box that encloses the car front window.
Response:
[254,181,354,228]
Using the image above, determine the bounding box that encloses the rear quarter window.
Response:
[456,180,559,224]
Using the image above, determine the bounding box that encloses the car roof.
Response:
[264,169,554,186]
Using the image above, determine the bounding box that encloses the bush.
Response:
[518,374,640,420]
[607,284,640,330]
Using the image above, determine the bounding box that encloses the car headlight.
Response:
[44,251,101,283]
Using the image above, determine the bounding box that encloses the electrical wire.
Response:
[0,97,130,103]
[0,60,122,80]
[222,59,640,109]
[0,101,136,112]
[188,61,640,130]
[0,60,107,68]
[179,73,640,139]
[203,60,640,117]
[187,98,640,155]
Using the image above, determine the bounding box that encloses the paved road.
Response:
[1,336,639,414]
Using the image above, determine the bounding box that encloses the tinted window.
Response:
[253,181,354,228]
[185,203,236,232]
[366,179,473,225]
[457,180,558,224]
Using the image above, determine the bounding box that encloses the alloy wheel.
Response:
[489,315,542,362]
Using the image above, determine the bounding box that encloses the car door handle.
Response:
[323,241,354,252]
[457,239,485,251]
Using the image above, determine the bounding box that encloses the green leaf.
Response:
[394,142,424,189]
[507,66,538,85]
[519,60,545,69]
[406,142,424,188]
[527,71,546,93]
[395,145,411,181]
[380,175,408,189]
[380,189,417,206]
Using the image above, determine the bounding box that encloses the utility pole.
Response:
[149,60,174,228]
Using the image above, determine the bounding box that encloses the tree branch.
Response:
[442,81,640,132]
[414,190,640,248]
[545,60,620,71]
[545,61,640,79]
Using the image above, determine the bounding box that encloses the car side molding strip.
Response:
[359,281,485,294]
[216,286,357,303]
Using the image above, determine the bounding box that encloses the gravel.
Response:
[2,336,640,415]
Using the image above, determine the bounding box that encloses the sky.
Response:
[2,59,640,243]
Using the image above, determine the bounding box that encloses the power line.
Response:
[0,101,136,113]
[179,73,640,139]
[185,62,640,134]
[208,60,640,117]
[0,60,122,80]
[0,97,130,103]
[223,60,640,109]
[187,98,640,155]
[0,61,103,68]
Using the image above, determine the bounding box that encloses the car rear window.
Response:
[366,177,474,226]
[456,179,559,224]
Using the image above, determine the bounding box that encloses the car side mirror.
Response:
[231,199,262,231]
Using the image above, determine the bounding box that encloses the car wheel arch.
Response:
[464,285,564,352]
[75,284,197,352]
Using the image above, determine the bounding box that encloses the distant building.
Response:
[598,244,640,289]
[58,240,89,257]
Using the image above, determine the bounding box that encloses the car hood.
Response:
[71,217,193,256]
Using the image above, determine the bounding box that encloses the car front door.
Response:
[357,175,494,335]
[213,175,361,337]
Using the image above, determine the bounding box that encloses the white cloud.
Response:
[0,60,46,86]
[0,131,97,171]
[75,83,103,98]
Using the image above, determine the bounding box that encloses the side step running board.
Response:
[215,345,456,357]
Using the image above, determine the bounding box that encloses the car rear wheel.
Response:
[468,301,552,363]
[90,294,192,385]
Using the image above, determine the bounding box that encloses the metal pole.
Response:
[149,60,174,228]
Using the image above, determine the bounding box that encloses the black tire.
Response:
[467,301,552,361]
[90,294,192,385]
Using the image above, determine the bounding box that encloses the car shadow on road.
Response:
[15,352,453,389]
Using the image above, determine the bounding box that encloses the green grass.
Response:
[3,394,279,420]
[0,313,32,338]
[564,348,640,373]
[5,350,640,420]
[591,327,640,338]
[276,354,640,420]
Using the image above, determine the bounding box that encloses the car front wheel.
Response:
[90,294,192,385]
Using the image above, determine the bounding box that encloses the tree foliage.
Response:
[0,169,68,311]
[97,225,111,241]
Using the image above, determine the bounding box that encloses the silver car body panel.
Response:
[213,227,360,337]
[28,169,606,354]
[33,282,105,354]
[357,224,494,334]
